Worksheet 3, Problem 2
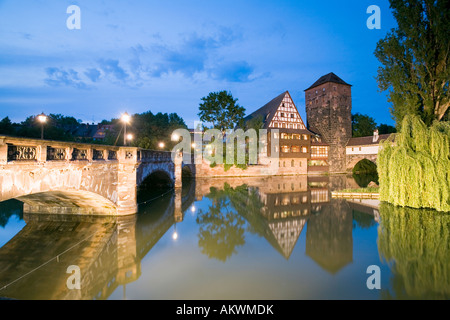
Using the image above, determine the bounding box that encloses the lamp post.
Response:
[37,112,47,139]
[121,112,131,146]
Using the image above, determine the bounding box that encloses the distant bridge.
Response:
[0,136,195,216]
[345,133,394,171]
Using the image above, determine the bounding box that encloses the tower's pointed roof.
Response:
[304,72,351,91]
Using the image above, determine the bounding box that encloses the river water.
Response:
[0,175,448,300]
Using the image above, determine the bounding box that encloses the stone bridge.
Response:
[346,154,378,171]
[0,136,193,216]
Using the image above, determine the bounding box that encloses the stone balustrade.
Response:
[0,136,122,164]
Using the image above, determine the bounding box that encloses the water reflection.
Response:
[306,201,353,274]
[0,175,448,300]
[378,203,450,300]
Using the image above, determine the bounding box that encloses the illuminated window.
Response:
[302,147,308,153]
[292,134,300,140]
[281,146,290,153]
[291,146,300,153]
[302,134,308,140]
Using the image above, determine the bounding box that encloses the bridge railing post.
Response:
[36,143,47,163]
[174,151,183,189]
[117,147,139,216]
[0,138,7,164]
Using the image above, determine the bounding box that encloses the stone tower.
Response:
[305,72,352,173]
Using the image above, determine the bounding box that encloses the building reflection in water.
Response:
[0,175,377,300]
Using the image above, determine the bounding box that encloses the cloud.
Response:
[210,61,255,83]
[97,58,129,81]
[44,67,89,89]
[84,68,101,82]
[149,27,243,79]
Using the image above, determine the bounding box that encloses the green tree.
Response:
[352,113,377,137]
[198,91,246,132]
[378,114,450,211]
[0,117,15,135]
[130,111,187,150]
[378,123,397,135]
[375,0,450,127]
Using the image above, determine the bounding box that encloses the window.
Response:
[291,160,295,167]
[302,134,308,140]
[281,145,290,153]
[280,112,285,118]
[273,132,279,139]
[292,146,300,153]
[302,147,308,153]
[311,146,328,157]
[281,133,289,139]
[292,134,300,140]
[290,114,294,118]
[323,88,326,92]
[359,147,362,151]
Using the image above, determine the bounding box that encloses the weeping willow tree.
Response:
[378,203,450,299]
[378,115,450,211]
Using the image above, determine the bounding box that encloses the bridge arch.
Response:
[16,190,118,215]
[346,155,378,171]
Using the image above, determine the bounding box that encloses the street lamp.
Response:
[121,112,131,146]
[158,142,165,149]
[37,112,47,139]
[126,133,133,142]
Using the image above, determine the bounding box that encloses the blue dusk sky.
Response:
[0,0,397,127]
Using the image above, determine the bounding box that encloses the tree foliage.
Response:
[378,123,397,135]
[375,0,450,127]
[198,91,246,132]
[352,113,377,137]
[130,111,187,150]
[378,114,450,211]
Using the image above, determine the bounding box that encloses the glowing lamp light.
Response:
[121,112,131,124]
[172,231,178,240]
[191,143,196,148]
[171,133,180,141]
[37,113,47,123]
[190,205,196,213]
[158,142,165,149]
[127,133,133,141]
